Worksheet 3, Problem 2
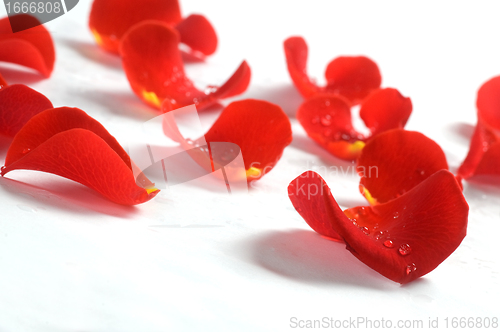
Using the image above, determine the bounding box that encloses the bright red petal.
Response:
[88,0,182,54]
[176,14,217,56]
[359,88,412,136]
[297,94,366,161]
[458,76,500,179]
[324,56,381,105]
[0,15,55,77]
[357,129,448,205]
[0,84,53,137]
[1,107,158,205]
[204,99,292,181]
[0,72,7,88]
[289,170,468,284]
[283,36,322,98]
[288,171,343,241]
[120,21,250,111]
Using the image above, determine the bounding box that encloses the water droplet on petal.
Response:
[360,226,370,235]
[320,115,332,126]
[399,243,412,256]
[325,100,331,107]
[350,218,358,226]
[312,116,320,124]
[383,240,394,248]
[296,207,302,213]
[333,132,342,140]
[358,207,367,216]
[374,230,384,240]
[323,129,332,137]
[406,263,417,275]
[393,211,399,219]
[22,148,31,154]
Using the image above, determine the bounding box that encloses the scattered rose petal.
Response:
[0,14,55,77]
[162,100,292,182]
[120,21,250,111]
[284,36,381,105]
[288,170,468,284]
[175,14,217,57]
[357,129,448,205]
[297,88,412,161]
[458,76,500,179]
[1,107,159,205]
[88,0,182,54]
[0,84,53,137]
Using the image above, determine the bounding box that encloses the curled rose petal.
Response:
[0,84,53,137]
[284,36,381,105]
[0,14,55,77]
[297,88,412,161]
[204,99,292,181]
[175,14,218,56]
[357,129,449,205]
[458,76,500,179]
[120,21,250,111]
[1,107,159,205]
[288,170,468,284]
[325,56,382,106]
[88,0,182,54]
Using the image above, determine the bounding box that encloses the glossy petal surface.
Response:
[288,170,468,284]
[2,107,158,205]
[89,0,182,54]
[176,14,217,56]
[204,99,292,181]
[0,15,55,77]
[120,21,250,111]
[0,84,53,137]
[357,129,448,205]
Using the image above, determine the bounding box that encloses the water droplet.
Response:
[312,116,320,124]
[360,226,370,235]
[358,207,367,216]
[417,169,425,176]
[333,132,342,140]
[296,207,302,213]
[323,129,332,137]
[399,243,412,255]
[324,100,331,107]
[374,230,384,240]
[22,148,31,154]
[320,115,332,126]
[383,240,394,248]
[341,133,351,140]
[406,263,417,274]
[350,218,358,226]
[393,211,399,219]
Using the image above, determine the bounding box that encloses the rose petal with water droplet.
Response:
[288,170,468,284]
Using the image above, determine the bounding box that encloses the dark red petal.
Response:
[88,0,182,54]
[359,88,412,137]
[283,36,322,98]
[357,129,448,205]
[2,107,158,205]
[324,56,381,105]
[0,72,7,88]
[0,84,53,137]
[297,94,366,161]
[474,142,500,176]
[289,170,468,284]
[120,21,250,111]
[175,14,217,56]
[288,171,343,241]
[204,99,292,181]
[476,75,500,131]
[0,15,55,77]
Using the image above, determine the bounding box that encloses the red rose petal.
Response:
[0,84,53,137]
[120,21,250,111]
[204,99,292,181]
[1,107,158,205]
[359,88,412,137]
[288,171,343,241]
[88,0,182,54]
[357,129,448,205]
[283,36,322,98]
[175,14,217,56]
[458,76,500,179]
[297,94,366,161]
[0,14,55,77]
[0,72,7,88]
[325,56,382,106]
[288,170,468,284]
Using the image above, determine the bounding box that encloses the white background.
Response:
[1,1,499,331]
